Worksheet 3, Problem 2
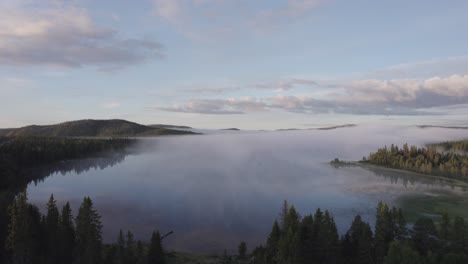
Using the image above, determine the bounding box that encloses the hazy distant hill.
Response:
[276,124,357,131]
[417,125,468,129]
[0,119,197,137]
[148,124,193,129]
[317,124,357,130]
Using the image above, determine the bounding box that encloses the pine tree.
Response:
[103,245,118,264]
[75,196,103,264]
[117,229,126,264]
[6,192,43,264]
[59,202,75,264]
[135,241,146,264]
[278,206,300,264]
[321,210,340,263]
[45,194,60,264]
[384,241,421,264]
[147,231,165,264]
[280,200,289,230]
[375,202,392,262]
[390,207,407,240]
[265,220,281,263]
[411,217,438,256]
[126,230,136,264]
[295,215,314,264]
[238,241,247,263]
[345,214,373,264]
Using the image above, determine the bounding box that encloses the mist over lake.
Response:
[26,125,468,253]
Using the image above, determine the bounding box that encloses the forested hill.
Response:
[0,119,197,137]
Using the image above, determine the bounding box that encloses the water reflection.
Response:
[28,154,126,185]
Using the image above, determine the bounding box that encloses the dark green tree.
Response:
[265,220,280,263]
[59,202,75,264]
[75,196,102,264]
[238,241,247,263]
[411,217,438,256]
[6,192,43,264]
[295,214,314,264]
[126,230,136,264]
[278,206,300,264]
[116,229,126,264]
[441,253,468,264]
[374,202,392,262]
[135,240,146,264]
[344,214,373,264]
[45,194,60,264]
[147,231,165,264]
[384,241,421,264]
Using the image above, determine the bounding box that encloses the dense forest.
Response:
[5,193,165,264]
[242,200,468,264]
[5,194,468,264]
[0,137,136,263]
[364,143,468,180]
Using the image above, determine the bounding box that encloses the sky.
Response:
[1,0,468,129]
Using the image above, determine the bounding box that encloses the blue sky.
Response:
[1,0,468,129]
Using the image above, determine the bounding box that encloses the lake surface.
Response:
[26,125,468,253]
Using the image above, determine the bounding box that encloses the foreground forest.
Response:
[364,142,468,180]
[0,137,136,263]
[5,194,468,264]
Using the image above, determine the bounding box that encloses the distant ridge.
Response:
[222,128,240,131]
[275,124,357,131]
[148,124,193,129]
[316,124,357,130]
[0,119,197,137]
[417,125,468,129]
[276,128,299,131]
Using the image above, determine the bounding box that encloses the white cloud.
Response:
[0,3,163,68]
[183,78,319,94]
[156,74,468,115]
[367,56,468,79]
[155,97,267,114]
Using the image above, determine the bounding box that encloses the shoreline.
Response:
[330,160,468,187]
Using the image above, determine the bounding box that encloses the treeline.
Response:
[365,143,468,179]
[0,137,134,190]
[5,195,468,264]
[5,193,166,264]
[233,201,468,264]
[430,140,468,153]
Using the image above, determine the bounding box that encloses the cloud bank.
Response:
[0,4,163,68]
[156,74,468,115]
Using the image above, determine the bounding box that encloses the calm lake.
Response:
[26,125,468,253]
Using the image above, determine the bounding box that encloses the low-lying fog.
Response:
[27,125,468,253]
